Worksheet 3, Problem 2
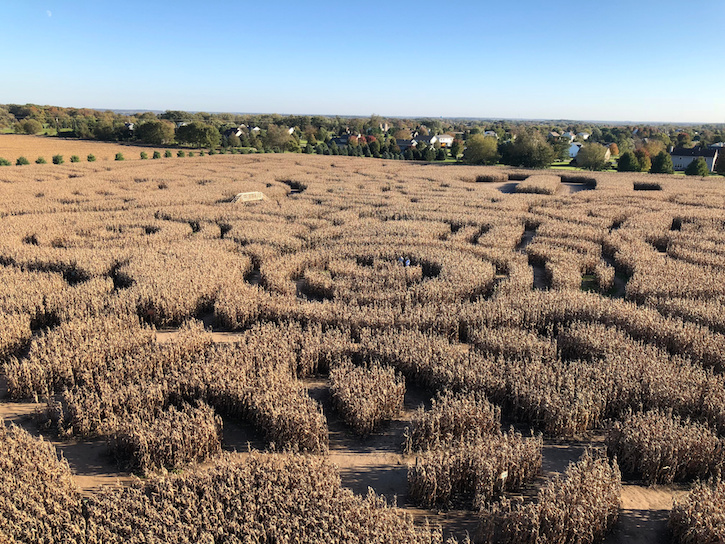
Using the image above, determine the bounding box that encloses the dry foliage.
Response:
[1,154,725,538]
[407,430,542,508]
[514,175,561,195]
[478,450,621,544]
[669,480,725,544]
[405,390,501,453]
[606,410,725,484]
[330,360,405,435]
[0,422,86,543]
[109,401,222,473]
[0,422,451,544]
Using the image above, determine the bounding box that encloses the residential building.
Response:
[435,134,455,147]
[670,147,719,172]
[561,131,575,143]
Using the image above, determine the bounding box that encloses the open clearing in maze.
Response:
[1,154,724,543]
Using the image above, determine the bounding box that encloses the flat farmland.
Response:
[1,154,724,543]
[0,133,172,163]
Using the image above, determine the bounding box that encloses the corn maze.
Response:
[1,154,724,542]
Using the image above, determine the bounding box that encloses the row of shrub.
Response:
[0,148,242,166]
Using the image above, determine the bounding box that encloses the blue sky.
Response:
[2,1,723,123]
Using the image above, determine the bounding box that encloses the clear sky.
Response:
[2,0,723,123]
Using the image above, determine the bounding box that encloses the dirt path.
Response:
[558,182,595,195]
[604,485,688,544]
[0,394,136,494]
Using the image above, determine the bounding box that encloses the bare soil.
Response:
[0,395,135,494]
[559,182,595,194]
[604,485,688,544]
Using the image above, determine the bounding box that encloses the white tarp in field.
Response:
[231,192,266,203]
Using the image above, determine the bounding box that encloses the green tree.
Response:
[136,121,175,145]
[576,143,610,171]
[685,157,709,176]
[450,139,464,159]
[634,150,651,172]
[499,131,555,168]
[16,156,30,165]
[552,139,570,161]
[140,151,148,160]
[285,139,301,153]
[423,146,436,161]
[226,133,241,148]
[617,151,639,172]
[35,156,47,164]
[436,148,447,161]
[19,119,43,134]
[677,132,692,148]
[176,122,220,148]
[650,151,674,174]
[263,125,291,151]
[115,152,124,161]
[463,134,499,165]
[52,154,64,165]
[70,155,80,163]
[164,150,172,158]
[177,150,186,157]
[0,157,11,166]
[153,151,162,159]
[87,154,96,162]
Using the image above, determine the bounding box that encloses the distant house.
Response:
[287,127,295,135]
[124,122,134,131]
[396,139,416,151]
[670,147,719,172]
[709,142,725,149]
[561,131,575,143]
[223,126,243,138]
[484,130,499,139]
[577,132,590,140]
[548,131,560,140]
[434,134,455,147]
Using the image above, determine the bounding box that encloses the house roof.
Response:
[670,146,718,158]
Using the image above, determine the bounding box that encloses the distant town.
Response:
[1,104,723,175]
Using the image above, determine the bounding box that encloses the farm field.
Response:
[1,153,725,543]
[0,133,172,163]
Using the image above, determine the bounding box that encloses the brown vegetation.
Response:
[1,153,725,542]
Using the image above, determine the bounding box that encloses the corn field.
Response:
[478,450,621,544]
[669,480,725,544]
[1,154,725,542]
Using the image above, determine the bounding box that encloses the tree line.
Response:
[1,103,723,174]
